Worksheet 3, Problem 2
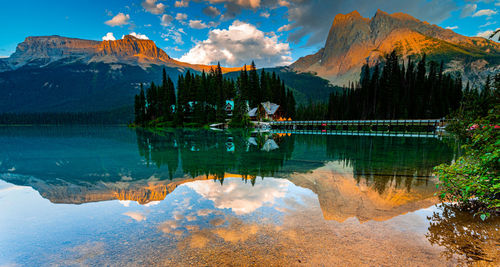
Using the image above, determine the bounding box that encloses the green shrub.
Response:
[435,108,499,219]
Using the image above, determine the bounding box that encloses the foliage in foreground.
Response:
[434,73,499,219]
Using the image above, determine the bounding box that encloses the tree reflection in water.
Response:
[426,204,500,264]
[135,128,456,193]
[136,129,296,184]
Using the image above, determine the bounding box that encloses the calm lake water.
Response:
[0,126,498,266]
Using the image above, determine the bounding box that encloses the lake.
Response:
[0,126,498,266]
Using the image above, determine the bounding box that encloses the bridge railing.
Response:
[268,119,444,133]
[270,119,442,125]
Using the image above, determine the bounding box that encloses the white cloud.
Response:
[260,11,270,18]
[472,9,498,17]
[161,14,174,26]
[105,13,130,27]
[203,6,221,17]
[206,0,261,9]
[178,20,292,67]
[189,20,209,29]
[175,0,189,7]
[476,28,500,39]
[119,200,132,207]
[123,211,146,221]
[144,201,160,207]
[461,3,477,17]
[480,21,496,28]
[445,26,458,30]
[278,0,290,7]
[176,13,188,21]
[198,0,456,45]
[142,0,165,14]
[186,178,290,215]
[162,29,184,45]
[477,30,493,38]
[102,32,116,41]
[277,24,291,32]
[125,32,149,40]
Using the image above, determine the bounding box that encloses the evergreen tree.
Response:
[215,62,226,122]
[286,90,296,119]
[248,61,260,106]
[415,53,427,117]
[133,84,146,126]
[322,50,462,120]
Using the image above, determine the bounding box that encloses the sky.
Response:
[0,0,499,67]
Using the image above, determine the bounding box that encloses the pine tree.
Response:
[286,90,296,119]
[248,61,260,107]
[480,75,492,115]
[415,53,427,118]
[231,88,250,127]
[215,62,226,122]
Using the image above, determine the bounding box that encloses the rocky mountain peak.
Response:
[98,35,170,61]
[331,10,366,25]
[291,9,500,87]
[4,35,173,70]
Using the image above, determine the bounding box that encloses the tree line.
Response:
[332,51,463,119]
[134,62,296,127]
[296,51,464,120]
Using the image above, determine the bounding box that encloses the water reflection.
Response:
[135,128,455,186]
[0,126,457,222]
[0,127,497,266]
[426,204,500,264]
[136,129,295,181]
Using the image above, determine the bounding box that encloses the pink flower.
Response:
[468,124,479,131]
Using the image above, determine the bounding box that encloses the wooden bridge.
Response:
[269,130,440,138]
[269,119,444,133]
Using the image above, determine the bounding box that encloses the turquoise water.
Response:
[0,126,497,266]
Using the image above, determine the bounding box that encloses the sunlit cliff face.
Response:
[291,10,500,87]
[6,35,244,73]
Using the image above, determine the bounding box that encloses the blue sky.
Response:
[0,0,498,67]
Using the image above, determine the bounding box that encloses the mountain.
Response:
[0,35,199,114]
[2,10,497,116]
[291,10,500,87]
[0,35,332,115]
[0,35,239,73]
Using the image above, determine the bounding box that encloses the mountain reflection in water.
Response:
[1,126,498,266]
[0,126,456,222]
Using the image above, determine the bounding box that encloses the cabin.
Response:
[225,100,234,116]
[248,107,258,120]
[248,101,281,121]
